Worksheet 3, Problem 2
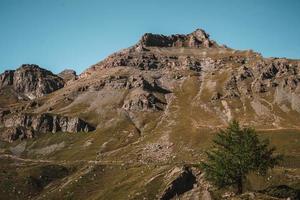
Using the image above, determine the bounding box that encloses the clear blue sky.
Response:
[0,0,300,74]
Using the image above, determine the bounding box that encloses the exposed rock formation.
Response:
[1,126,34,143]
[122,76,169,111]
[139,29,218,48]
[80,29,223,77]
[0,64,64,99]
[58,69,78,82]
[0,70,14,86]
[160,167,197,200]
[73,74,169,112]
[1,113,94,142]
[123,90,165,111]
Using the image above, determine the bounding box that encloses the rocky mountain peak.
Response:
[138,28,217,48]
[18,64,42,70]
[0,64,64,100]
[58,69,78,82]
[191,28,210,40]
[79,29,223,77]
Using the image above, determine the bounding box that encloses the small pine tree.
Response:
[200,120,282,194]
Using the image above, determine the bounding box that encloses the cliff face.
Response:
[0,64,64,100]
[0,70,14,86]
[1,113,94,142]
[0,65,94,142]
[58,69,78,82]
[138,29,217,48]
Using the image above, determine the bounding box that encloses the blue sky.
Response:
[0,0,299,74]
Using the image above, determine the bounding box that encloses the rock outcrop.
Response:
[1,126,34,143]
[58,69,78,82]
[80,29,222,76]
[0,64,64,99]
[88,50,217,72]
[122,89,166,111]
[1,113,94,142]
[160,167,197,200]
[0,70,14,86]
[139,29,218,48]
[74,74,169,112]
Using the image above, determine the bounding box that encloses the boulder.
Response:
[160,167,197,200]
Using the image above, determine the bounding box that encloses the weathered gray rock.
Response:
[58,69,78,82]
[123,91,165,111]
[0,70,14,87]
[160,167,197,200]
[0,64,64,99]
[2,113,95,142]
[1,126,34,143]
[122,77,168,111]
[139,29,217,48]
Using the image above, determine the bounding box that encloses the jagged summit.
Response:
[0,64,64,100]
[138,28,218,48]
[80,29,227,77]
[58,69,78,82]
[17,64,43,70]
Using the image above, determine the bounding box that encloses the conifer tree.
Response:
[201,120,282,194]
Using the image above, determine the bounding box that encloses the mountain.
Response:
[58,69,78,82]
[0,64,64,105]
[0,29,299,200]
